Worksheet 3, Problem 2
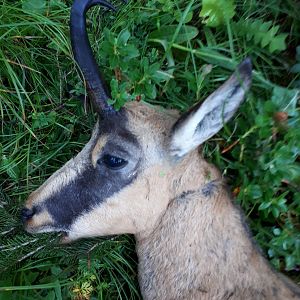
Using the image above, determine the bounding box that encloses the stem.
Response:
[226,19,235,61]
[171,43,276,89]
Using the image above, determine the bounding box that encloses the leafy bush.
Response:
[0,0,299,298]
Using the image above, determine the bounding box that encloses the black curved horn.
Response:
[70,0,117,113]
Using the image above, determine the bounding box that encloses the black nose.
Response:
[21,207,36,223]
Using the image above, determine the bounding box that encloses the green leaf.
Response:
[271,207,280,218]
[51,266,62,276]
[149,25,198,44]
[233,19,288,53]
[45,291,55,300]
[258,201,272,210]
[148,62,160,75]
[271,86,299,116]
[193,48,235,69]
[153,70,174,81]
[49,0,67,8]
[261,25,278,48]
[267,248,274,258]
[270,258,280,270]
[118,30,131,46]
[248,184,263,199]
[296,45,300,61]
[285,255,296,271]
[269,34,288,53]
[120,44,139,60]
[22,0,46,14]
[199,0,236,27]
[53,280,62,300]
[174,11,193,24]
[286,164,300,181]
[145,82,157,99]
[1,156,19,181]
[255,115,269,127]
[157,0,174,12]
[290,63,300,73]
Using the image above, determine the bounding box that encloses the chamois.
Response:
[22,0,300,299]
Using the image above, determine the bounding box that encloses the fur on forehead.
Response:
[124,101,179,143]
[96,102,178,141]
[93,102,178,165]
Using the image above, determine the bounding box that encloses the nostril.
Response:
[21,207,36,223]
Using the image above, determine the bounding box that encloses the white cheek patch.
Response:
[65,164,171,241]
[66,191,140,240]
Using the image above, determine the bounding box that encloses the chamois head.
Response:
[22,0,252,242]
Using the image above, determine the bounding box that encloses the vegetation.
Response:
[0,0,299,298]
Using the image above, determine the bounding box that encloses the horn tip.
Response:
[238,57,252,77]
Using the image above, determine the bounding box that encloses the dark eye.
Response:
[101,154,128,170]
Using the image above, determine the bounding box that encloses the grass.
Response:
[0,0,300,298]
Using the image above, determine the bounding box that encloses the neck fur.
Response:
[135,154,300,300]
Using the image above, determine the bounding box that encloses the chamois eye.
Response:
[101,154,128,170]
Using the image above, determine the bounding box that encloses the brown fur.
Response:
[26,211,53,233]
[24,101,300,299]
[91,135,108,167]
[135,151,300,299]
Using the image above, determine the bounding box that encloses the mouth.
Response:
[59,231,73,243]
[25,223,67,235]
[25,224,73,243]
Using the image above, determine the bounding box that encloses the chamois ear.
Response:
[169,58,252,158]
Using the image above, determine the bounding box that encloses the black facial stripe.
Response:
[43,110,140,229]
[45,163,138,229]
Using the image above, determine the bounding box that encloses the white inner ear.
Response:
[170,59,252,158]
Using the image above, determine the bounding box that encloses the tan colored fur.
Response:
[27,211,53,233]
[136,154,299,299]
[24,101,300,299]
[91,135,108,167]
[66,164,171,240]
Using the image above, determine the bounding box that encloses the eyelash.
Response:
[100,154,128,170]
